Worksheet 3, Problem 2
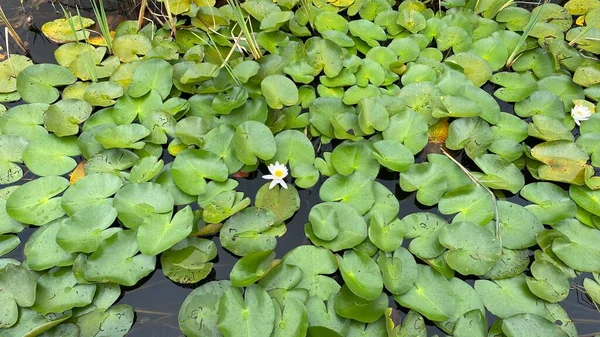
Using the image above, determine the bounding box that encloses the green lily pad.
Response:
[137,206,194,256]
[172,148,229,195]
[112,182,174,229]
[502,313,569,337]
[23,134,80,176]
[283,245,340,300]
[255,184,300,223]
[438,185,495,225]
[496,201,545,249]
[525,260,569,303]
[61,172,123,216]
[55,204,119,253]
[16,64,76,104]
[31,267,96,315]
[439,221,502,276]
[319,173,375,215]
[0,103,49,141]
[24,218,76,270]
[43,98,92,136]
[0,135,28,184]
[0,263,36,328]
[261,74,299,109]
[331,140,380,178]
[70,304,134,337]
[178,280,231,337]
[233,121,277,166]
[160,237,216,284]
[84,229,156,286]
[335,284,387,323]
[217,284,275,337]
[128,59,173,100]
[475,274,546,319]
[337,249,383,301]
[377,247,417,296]
[394,264,455,321]
[220,207,278,256]
[95,123,151,149]
[552,218,600,272]
[41,16,94,43]
[230,250,276,287]
[473,154,525,193]
[6,176,69,225]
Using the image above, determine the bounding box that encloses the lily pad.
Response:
[394,264,455,321]
[84,229,156,286]
[161,237,217,284]
[217,284,275,337]
[6,176,69,225]
[220,207,279,256]
[17,64,76,104]
[0,263,36,328]
[179,281,232,337]
[23,134,80,176]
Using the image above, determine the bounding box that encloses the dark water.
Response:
[2,1,600,336]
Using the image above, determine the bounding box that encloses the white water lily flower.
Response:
[571,104,593,126]
[262,161,288,189]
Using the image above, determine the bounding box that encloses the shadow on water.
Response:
[2,1,600,336]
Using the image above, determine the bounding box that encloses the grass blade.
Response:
[0,5,28,54]
[505,0,547,68]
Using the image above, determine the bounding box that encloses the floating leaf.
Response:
[502,313,569,337]
[137,206,194,256]
[319,173,375,215]
[16,64,76,104]
[217,284,275,337]
[112,182,174,229]
[394,264,455,321]
[233,121,277,166]
[335,284,387,323]
[61,172,123,216]
[6,176,69,225]
[24,218,76,270]
[220,207,278,256]
[23,134,80,176]
[337,249,383,301]
[283,245,340,300]
[0,263,36,328]
[56,204,119,253]
[128,59,173,99]
[31,267,96,315]
[172,148,228,195]
[475,274,546,319]
[161,237,217,284]
[439,221,502,275]
[255,184,300,223]
[552,218,600,272]
[84,229,156,286]
[230,250,276,287]
[178,281,231,337]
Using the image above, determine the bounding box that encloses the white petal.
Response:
[262,174,275,179]
[269,179,279,189]
[575,119,581,126]
[279,180,288,189]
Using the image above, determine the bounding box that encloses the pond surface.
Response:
[2,1,600,336]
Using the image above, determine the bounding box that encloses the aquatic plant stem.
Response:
[227,0,262,59]
[505,0,547,68]
[440,148,502,245]
[138,0,148,31]
[90,0,113,53]
[0,5,28,54]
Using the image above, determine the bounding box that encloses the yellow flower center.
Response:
[274,169,285,178]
